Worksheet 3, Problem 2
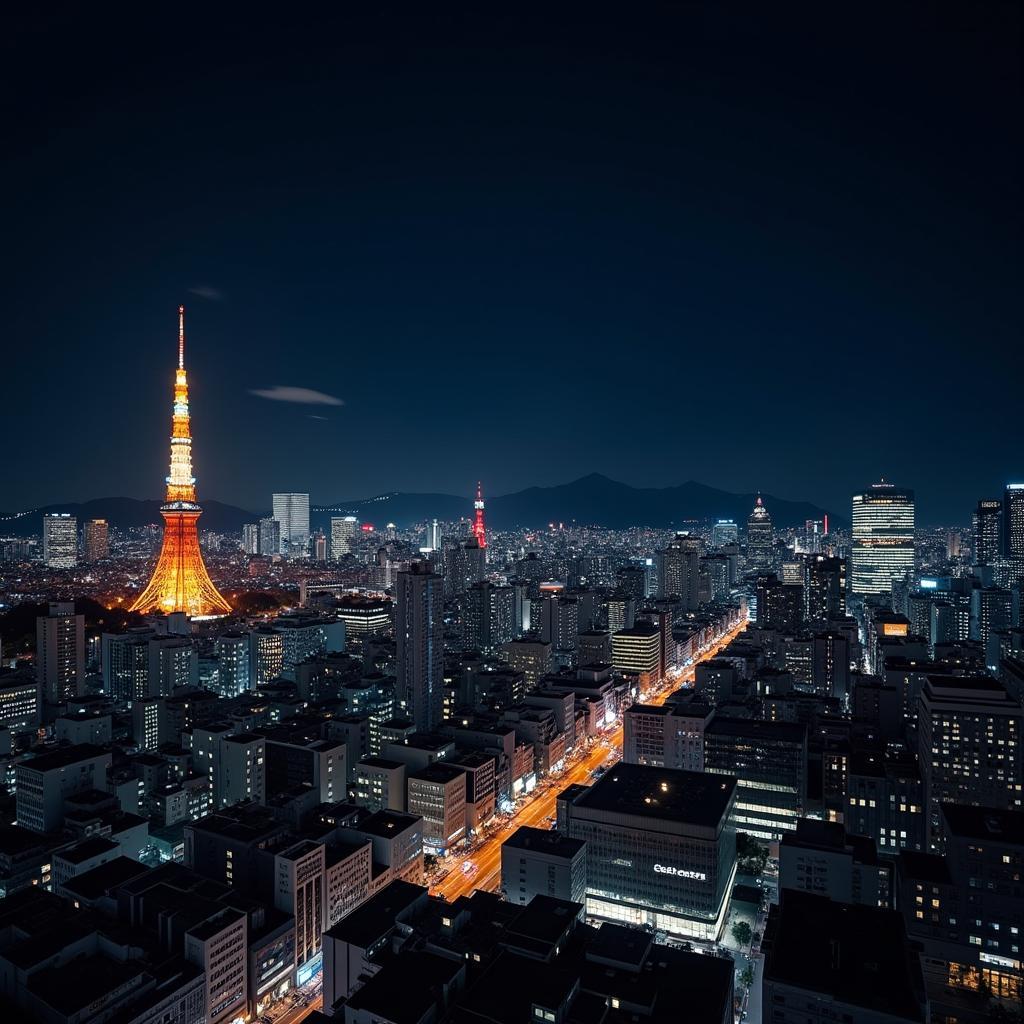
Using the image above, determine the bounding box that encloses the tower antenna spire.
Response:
[178,304,185,369]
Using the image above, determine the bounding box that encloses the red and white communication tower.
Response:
[472,482,487,548]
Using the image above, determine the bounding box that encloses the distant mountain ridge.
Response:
[0,497,260,537]
[2,475,839,536]
[315,474,837,531]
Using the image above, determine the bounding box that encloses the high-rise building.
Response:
[425,519,441,552]
[395,561,444,731]
[756,575,803,632]
[130,307,232,617]
[975,587,1014,669]
[973,499,1003,566]
[805,555,847,623]
[249,627,284,686]
[83,519,109,562]
[241,522,259,554]
[148,635,199,695]
[611,623,662,686]
[465,581,515,653]
[444,537,485,597]
[43,513,77,568]
[215,632,251,696]
[917,675,1023,850]
[330,516,358,559]
[656,532,701,610]
[1006,483,1024,567]
[36,602,84,704]
[850,481,915,596]
[712,519,739,548]
[746,494,774,570]
[273,493,310,555]
[313,531,328,560]
[258,517,280,556]
[503,638,552,690]
[102,628,155,701]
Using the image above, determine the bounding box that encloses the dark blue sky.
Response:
[4,4,1020,523]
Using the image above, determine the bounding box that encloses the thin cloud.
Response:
[250,385,344,406]
[308,414,328,421]
[188,285,224,301]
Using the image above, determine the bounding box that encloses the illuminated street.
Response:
[431,619,748,902]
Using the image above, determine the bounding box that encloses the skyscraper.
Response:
[465,581,515,653]
[656,532,701,610]
[272,493,310,555]
[1005,483,1024,565]
[973,498,1003,566]
[805,556,847,623]
[43,513,77,568]
[313,531,327,561]
[130,306,232,617]
[395,560,444,730]
[258,517,281,556]
[746,494,774,570]
[241,523,259,555]
[850,481,915,596]
[712,519,739,548]
[443,537,485,597]
[330,516,358,559]
[425,519,441,551]
[83,519,109,562]
[36,602,84,703]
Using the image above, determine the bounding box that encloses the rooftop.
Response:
[346,950,463,1024]
[707,716,808,743]
[568,762,735,828]
[897,851,953,886]
[55,836,119,864]
[16,743,109,773]
[408,762,467,784]
[324,879,427,948]
[354,809,422,838]
[28,953,145,1016]
[763,892,925,1021]
[502,826,585,860]
[357,756,406,771]
[60,856,152,901]
[941,803,1024,845]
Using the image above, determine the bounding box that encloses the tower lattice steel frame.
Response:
[130,306,232,617]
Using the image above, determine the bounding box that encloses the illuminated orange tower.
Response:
[130,306,232,617]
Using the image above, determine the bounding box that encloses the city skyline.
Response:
[1,8,1021,1024]
[4,6,1021,521]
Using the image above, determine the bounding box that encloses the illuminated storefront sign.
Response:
[296,952,322,986]
[653,863,706,881]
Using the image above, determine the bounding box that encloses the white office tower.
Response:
[711,519,738,548]
[272,493,310,555]
[426,519,441,551]
[395,561,444,731]
[850,481,916,595]
[241,523,259,555]
[330,515,358,559]
[43,513,77,568]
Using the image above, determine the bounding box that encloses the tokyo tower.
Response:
[130,306,232,617]
[473,481,487,548]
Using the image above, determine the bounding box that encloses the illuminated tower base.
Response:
[131,504,232,617]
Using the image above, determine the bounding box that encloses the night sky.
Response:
[4,4,1020,523]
